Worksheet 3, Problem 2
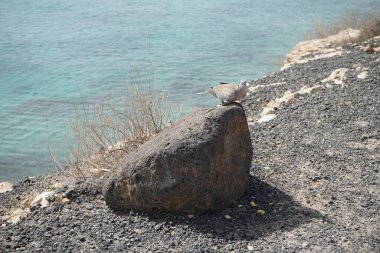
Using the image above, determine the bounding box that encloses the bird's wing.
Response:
[234,86,249,100]
[214,84,237,102]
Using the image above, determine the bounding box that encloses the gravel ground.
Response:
[1,38,379,252]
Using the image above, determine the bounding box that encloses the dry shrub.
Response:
[307,10,380,41]
[55,67,181,180]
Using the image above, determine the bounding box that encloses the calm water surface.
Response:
[1,0,379,182]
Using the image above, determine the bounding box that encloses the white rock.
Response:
[61,198,71,205]
[364,138,380,150]
[134,228,144,234]
[353,63,363,72]
[322,68,348,86]
[107,140,125,153]
[357,71,368,79]
[276,91,296,104]
[20,196,33,209]
[261,106,275,116]
[327,28,361,44]
[354,120,369,127]
[0,182,13,193]
[50,182,63,190]
[258,114,277,123]
[259,90,297,117]
[3,208,30,224]
[298,85,322,95]
[347,138,380,150]
[30,191,55,208]
[283,51,345,70]
[247,245,254,251]
[256,85,322,125]
[282,29,360,69]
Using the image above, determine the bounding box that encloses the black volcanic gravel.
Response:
[1,38,379,253]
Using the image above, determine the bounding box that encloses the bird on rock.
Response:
[208,79,249,105]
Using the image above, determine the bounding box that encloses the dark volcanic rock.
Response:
[103,104,253,213]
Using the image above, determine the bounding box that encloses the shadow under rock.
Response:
[187,176,323,241]
[116,176,324,241]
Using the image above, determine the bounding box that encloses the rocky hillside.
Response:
[1,35,379,252]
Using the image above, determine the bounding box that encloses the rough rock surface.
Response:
[0,182,13,193]
[1,36,379,253]
[282,28,361,69]
[103,104,252,213]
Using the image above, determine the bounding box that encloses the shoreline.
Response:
[1,33,380,252]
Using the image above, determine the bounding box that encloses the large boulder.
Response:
[103,104,252,213]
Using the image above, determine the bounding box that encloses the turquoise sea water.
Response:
[1,0,379,182]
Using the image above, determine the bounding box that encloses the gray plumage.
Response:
[208,79,248,105]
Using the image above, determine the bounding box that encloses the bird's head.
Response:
[208,87,216,97]
[238,79,248,88]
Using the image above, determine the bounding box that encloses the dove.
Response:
[208,79,249,105]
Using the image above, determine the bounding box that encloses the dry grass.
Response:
[53,66,181,181]
[306,10,380,41]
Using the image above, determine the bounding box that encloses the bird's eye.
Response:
[210,87,213,89]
